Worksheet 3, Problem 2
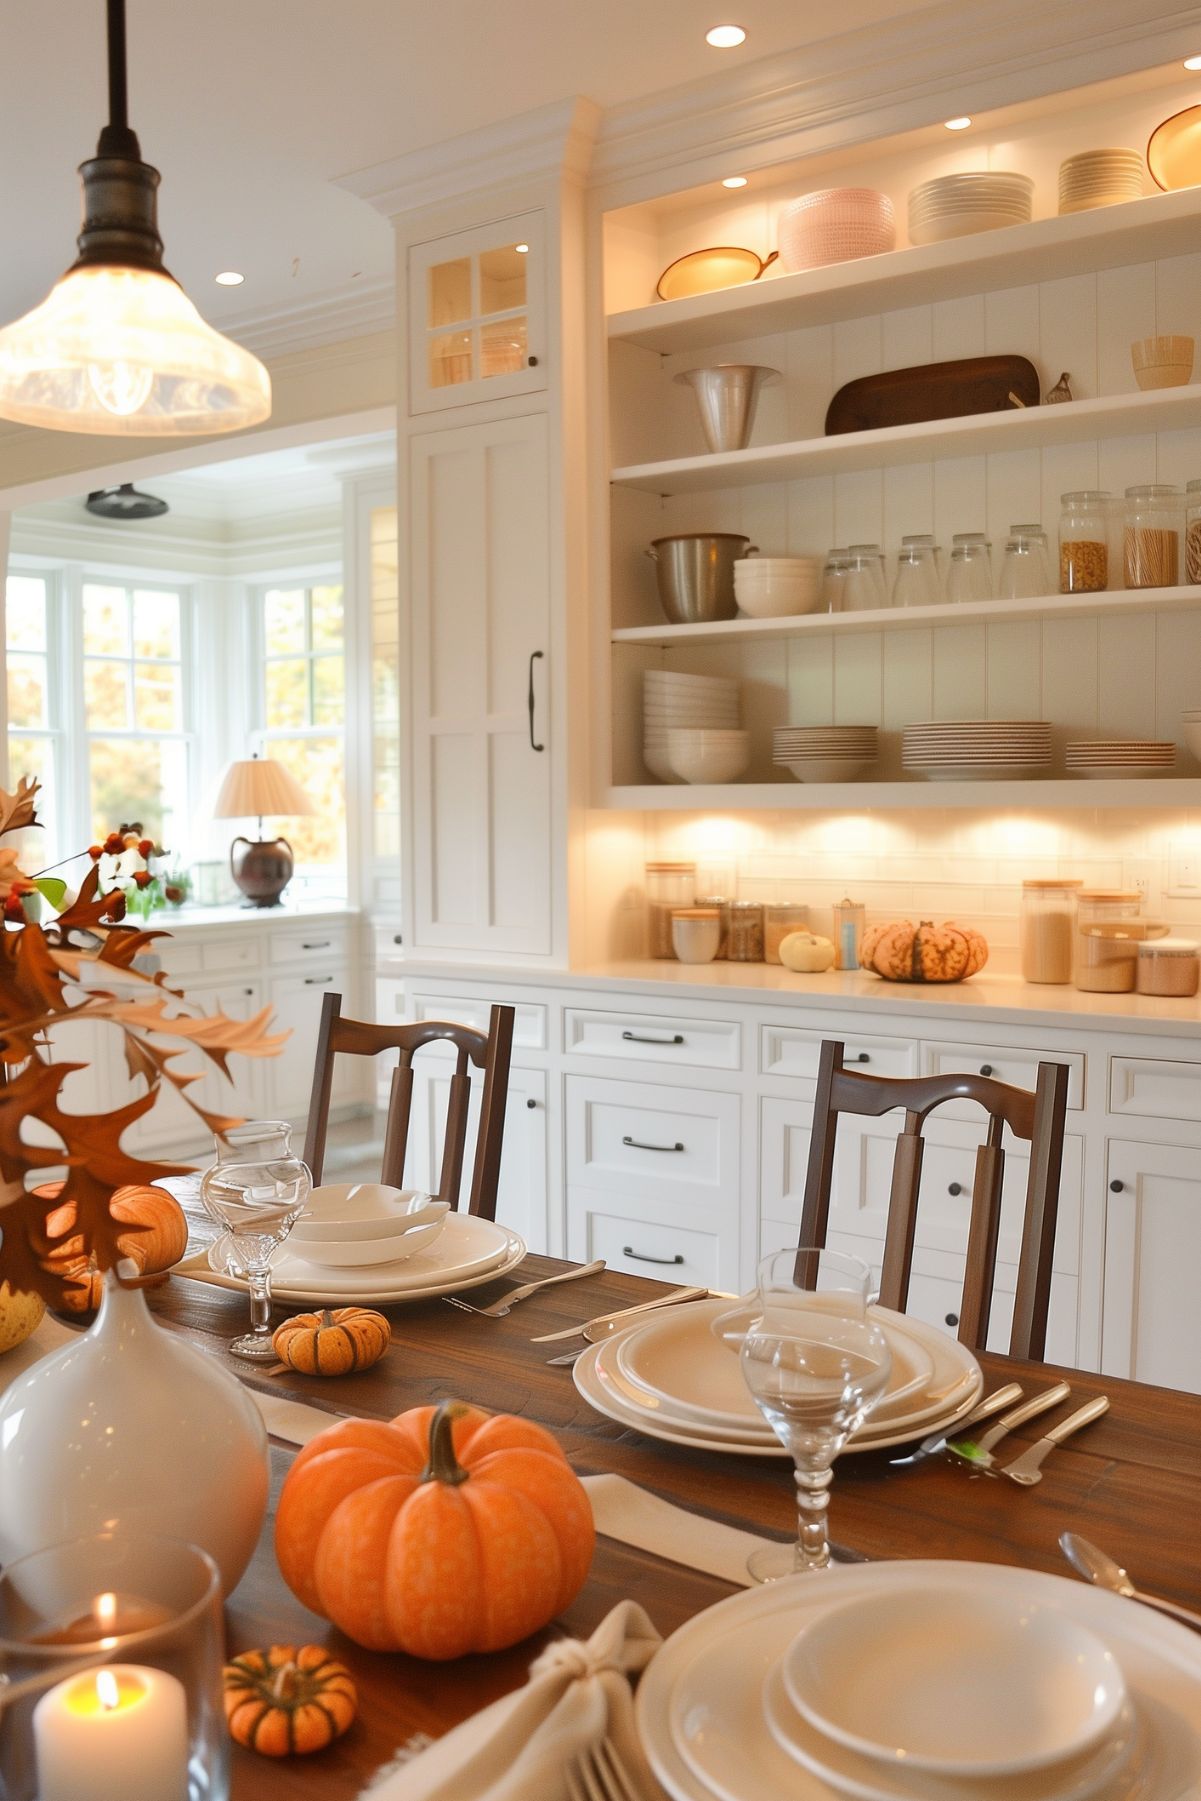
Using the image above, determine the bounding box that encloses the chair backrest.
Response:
[302,992,515,1219]
[798,1039,1070,1359]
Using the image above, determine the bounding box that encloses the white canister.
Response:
[671,908,722,964]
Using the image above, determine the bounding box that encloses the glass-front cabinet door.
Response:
[408,212,546,413]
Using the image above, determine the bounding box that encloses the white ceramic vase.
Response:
[0,1270,269,1593]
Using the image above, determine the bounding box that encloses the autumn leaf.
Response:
[0,776,40,839]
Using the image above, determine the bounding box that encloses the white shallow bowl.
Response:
[779,757,876,782]
[736,588,822,619]
[291,1184,448,1243]
[666,730,751,784]
[783,1586,1126,1778]
[291,1217,447,1268]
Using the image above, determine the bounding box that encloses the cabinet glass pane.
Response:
[429,330,473,389]
[481,317,527,380]
[428,257,472,327]
[479,244,527,315]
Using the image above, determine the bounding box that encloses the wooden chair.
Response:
[302,992,515,1220]
[798,1039,1070,1359]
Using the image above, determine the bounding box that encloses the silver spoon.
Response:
[1060,1532,1201,1632]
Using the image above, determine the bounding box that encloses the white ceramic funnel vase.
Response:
[0,1270,269,1593]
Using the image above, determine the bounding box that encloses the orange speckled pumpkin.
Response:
[272,1308,390,1376]
[860,918,989,983]
[223,1645,356,1756]
[39,1182,189,1274]
[274,1400,595,1659]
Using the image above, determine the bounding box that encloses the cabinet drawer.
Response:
[409,992,547,1052]
[1108,1056,1201,1123]
[565,1008,740,1071]
[905,1267,1080,1365]
[155,939,202,976]
[269,925,351,966]
[200,936,259,973]
[566,1075,739,1207]
[570,1203,723,1288]
[374,923,406,963]
[760,1025,916,1083]
[921,1040,1084,1110]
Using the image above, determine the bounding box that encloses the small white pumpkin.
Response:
[778,930,836,974]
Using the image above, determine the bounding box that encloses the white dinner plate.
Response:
[640,1561,1201,1801]
[614,1297,935,1431]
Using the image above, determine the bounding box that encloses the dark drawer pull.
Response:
[1110,1179,1125,1193]
[947,1182,963,1197]
[623,1246,686,1266]
[302,940,332,950]
[622,1030,684,1045]
[526,1098,537,1109]
[393,933,403,945]
[852,1051,871,1064]
[945,1312,959,1328]
[979,1063,995,1077]
[304,974,334,985]
[622,1135,684,1153]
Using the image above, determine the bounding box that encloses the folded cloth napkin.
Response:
[360,1600,665,1800]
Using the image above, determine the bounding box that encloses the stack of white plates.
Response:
[1058,148,1144,214]
[902,719,1052,780]
[1066,740,1176,778]
[644,670,740,784]
[637,1557,1197,1801]
[773,725,879,784]
[908,172,1034,245]
[573,1295,983,1457]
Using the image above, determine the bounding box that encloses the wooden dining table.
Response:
[145,1210,1201,1801]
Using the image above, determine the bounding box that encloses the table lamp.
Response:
[211,755,316,907]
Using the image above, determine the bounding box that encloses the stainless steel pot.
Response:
[645,533,756,624]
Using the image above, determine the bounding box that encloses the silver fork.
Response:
[564,1739,644,1801]
[442,1259,606,1319]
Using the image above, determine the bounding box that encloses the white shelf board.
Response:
[611,386,1201,495]
[612,585,1201,647]
[607,780,1201,811]
[607,189,1201,355]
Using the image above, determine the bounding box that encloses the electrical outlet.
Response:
[1123,865,1152,905]
[1166,856,1201,898]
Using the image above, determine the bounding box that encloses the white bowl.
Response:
[736,590,822,619]
[1184,722,1201,758]
[290,1184,449,1243]
[665,730,751,784]
[783,1586,1126,1779]
[292,1217,447,1268]
[779,757,875,783]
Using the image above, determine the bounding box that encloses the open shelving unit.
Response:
[607,778,1201,812]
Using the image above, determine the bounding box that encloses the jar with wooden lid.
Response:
[695,894,731,959]
[727,900,765,962]
[1186,480,1201,584]
[1073,890,1142,990]
[1059,492,1109,593]
[1076,921,1169,992]
[1124,484,1181,589]
[1019,879,1082,984]
[646,861,696,959]
[1136,938,1200,998]
[764,902,808,964]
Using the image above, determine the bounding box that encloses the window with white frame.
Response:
[257,582,346,885]
[5,572,62,862]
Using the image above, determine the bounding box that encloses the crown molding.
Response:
[9,508,343,581]
[337,96,601,219]
[219,278,397,358]
[590,0,1201,195]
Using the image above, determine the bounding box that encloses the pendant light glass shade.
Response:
[0,265,271,435]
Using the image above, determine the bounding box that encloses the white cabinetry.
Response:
[404,1056,549,1252]
[408,214,546,415]
[408,413,553,958]
[1102,1138,1201,1393]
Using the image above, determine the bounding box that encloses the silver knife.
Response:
[1001,1396,1109,1485]
[888,1382,1023,1466]
[530,1285,709,1343]
[947,1379,1071,1467]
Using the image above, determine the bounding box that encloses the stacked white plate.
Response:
[644,670,740,784]
[1059,148,1144,214]
[908,172,1034,245]
[189,1209,527,1305]
[902,719,1052,780]
[773,725,879,784]
[637,1556,1201,1801]
[573,1295,982,1458]
[1066,739,1176,778]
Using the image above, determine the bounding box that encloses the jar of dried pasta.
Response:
[1124,484,1181,589]
[1136,938,1200,998]
[1059,491,1109,593]
[727,900,765,962]
[1186,480,1201,584]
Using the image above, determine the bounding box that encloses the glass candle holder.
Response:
[0,1532,227,1801]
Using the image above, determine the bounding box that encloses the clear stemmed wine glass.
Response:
[740,1246,891,1581]
[199,1120,311,1362]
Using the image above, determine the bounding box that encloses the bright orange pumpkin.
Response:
[274,1400,595,1659]
[39,1181,188,1274]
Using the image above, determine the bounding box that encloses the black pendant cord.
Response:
[107,0,128,132]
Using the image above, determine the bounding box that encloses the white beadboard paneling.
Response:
[1038,275,1098,401]
[832,315,883,390]
[987,450,1043,546]
[986,620,1042,719]
[737,637,793,781]
[788,473,835,559]
[740,480,792,558]
[1040,441,1102,555]
[985,284,1040,364]
[881,629,934,760]
[932,623,987,718]
[882,305,933,371]
[787,631,833,725]
[883,463,935,555]
[1041,616,1100,744]
[1097,264,1157,397]
[1098,434,1158,526]
[1155,610,1201,753]
[932,294,985,363]
[832,633,883,726]
[934,455,986,549]
[1155,425,1201,490]
[833,468,884,548]
[1097,613,1158,741]
[787,325,835,440]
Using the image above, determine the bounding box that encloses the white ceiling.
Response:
[0,0,931,338]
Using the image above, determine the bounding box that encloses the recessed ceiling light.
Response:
[944,116,972,131]
[515,243,530,253]
[706,24,746,47]
[1185,54,1201,69]
[214,271,245,286]
[722,176,748,189]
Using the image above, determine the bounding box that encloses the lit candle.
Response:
[34,1590,175,1648]
[33,1663,189,1801]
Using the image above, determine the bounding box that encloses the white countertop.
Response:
[148,900,359,932]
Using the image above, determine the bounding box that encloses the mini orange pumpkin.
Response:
[223,1645,356,1756]
[860,918,989,983]
[275,1399,595,1659]
[272,1308,390,1376]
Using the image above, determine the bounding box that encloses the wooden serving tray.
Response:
[825,354,1041,435]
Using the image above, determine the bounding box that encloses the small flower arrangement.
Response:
[88,823,175,918]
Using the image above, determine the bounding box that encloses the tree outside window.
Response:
[259,583,346,882]
[82,582,189,849]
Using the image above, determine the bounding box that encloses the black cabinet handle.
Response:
[526,1098,537,1109]
[1110,1179,1125,1193]
[528,650,545,752]
[304,974,334,985]
[622,1030,684,1046]
[948,1182,963,1197]
[622,1135,684,1153]
[527,354,539,367]
[302,940,332,950]
[979,1063,995,1077]
[852,1051,871,1064]
[623,1246,685,1266]
[243,987,254,997]
[945,1312,959,1328]
[392,933,403,945]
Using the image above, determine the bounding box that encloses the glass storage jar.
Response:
[727,900,765,961]
[901,533,945,596]
[1186,479,1201,584]
[1137,938,1200,997]
[1124,484,1181,589]
[1020,878,1083,984]
[646,861,696,959]
[832,897,866,971]
[998,531,1047,600]
[1073,888,1143,992]
[1058,492,1109,593]
[764,902,809,964]
[1009,524,1052,595]
[694,893,731,959]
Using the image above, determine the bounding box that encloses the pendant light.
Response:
[0,0,271,436]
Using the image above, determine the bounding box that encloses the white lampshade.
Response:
[0,265,271,436]
[211,757,316,821]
